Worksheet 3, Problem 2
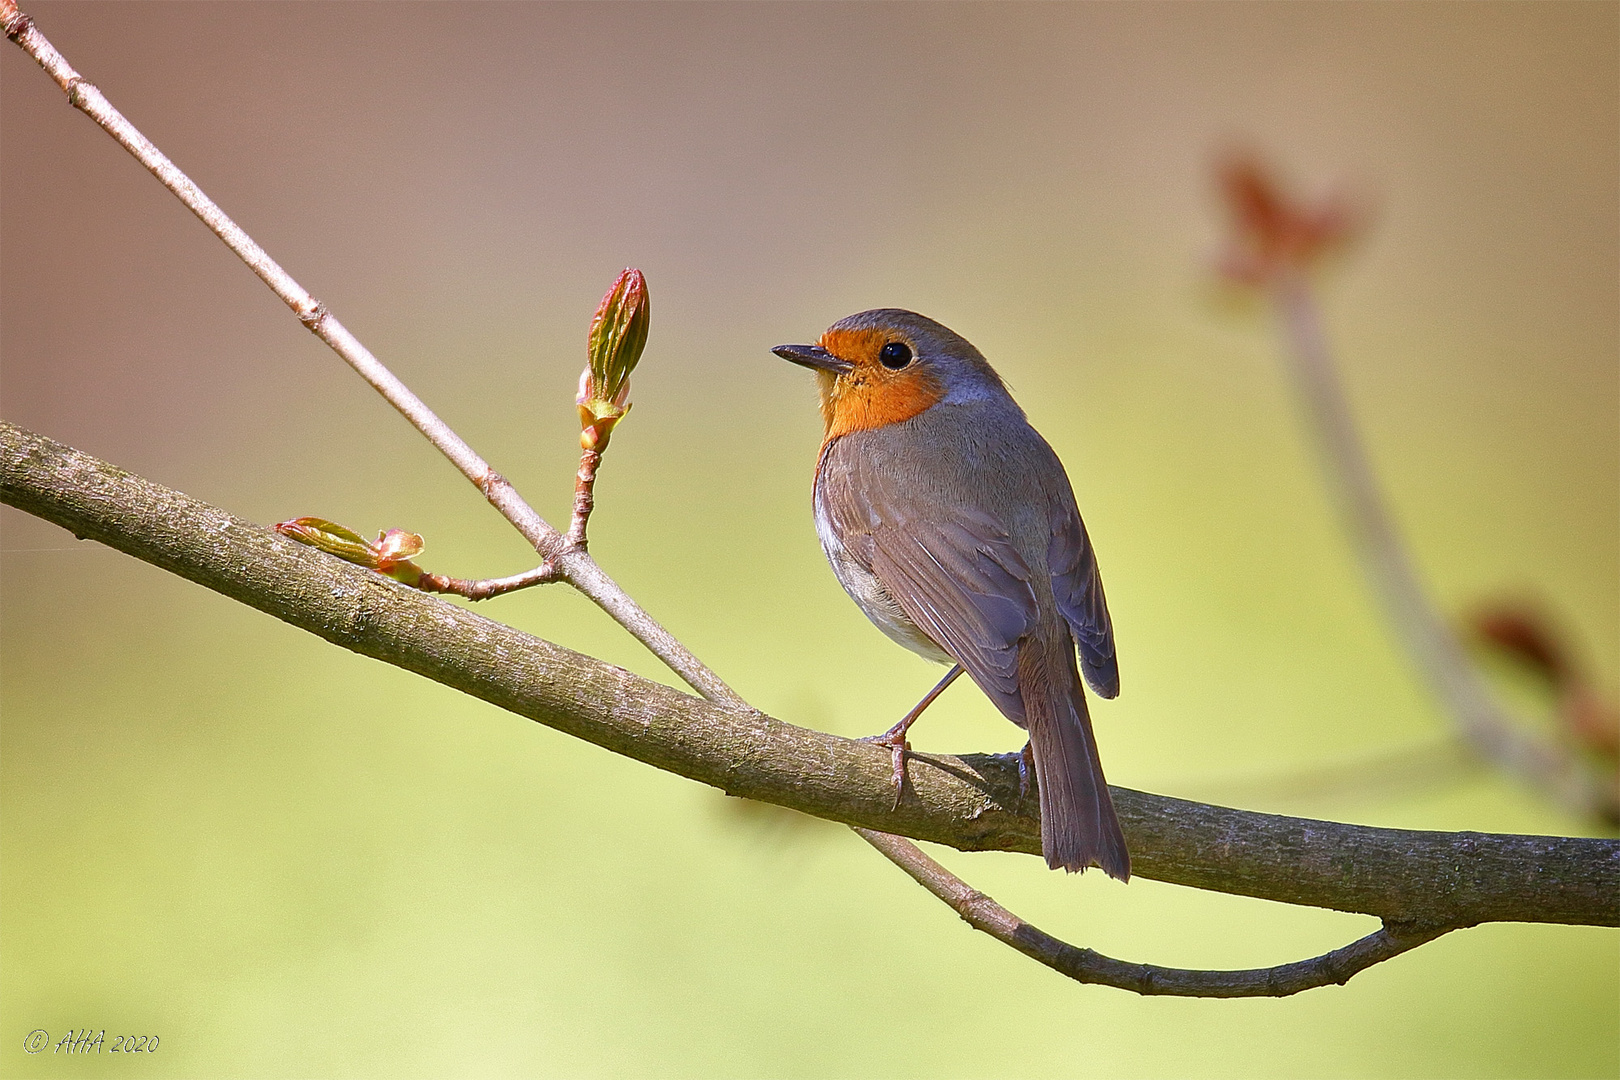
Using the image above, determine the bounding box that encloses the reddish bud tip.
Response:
[374,528,425,564]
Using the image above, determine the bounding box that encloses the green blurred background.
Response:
[3,3,1615,1076]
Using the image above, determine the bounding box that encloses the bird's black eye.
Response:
[879,341,912,369]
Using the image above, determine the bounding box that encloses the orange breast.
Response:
[817,329,945,442]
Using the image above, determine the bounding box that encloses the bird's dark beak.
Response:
[772,343,854,375]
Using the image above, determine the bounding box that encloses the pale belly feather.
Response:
[813,489,954,665]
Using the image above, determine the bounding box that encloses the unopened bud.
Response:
[275,517,426,586]
[576,267,648,451]
[275,517,376,565]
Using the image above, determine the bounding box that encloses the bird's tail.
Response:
[1021,637,1130,879]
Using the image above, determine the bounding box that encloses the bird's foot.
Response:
[861,721,912,810]
[996,742,1037,799]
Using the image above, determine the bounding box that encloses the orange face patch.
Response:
[816,328,945,442]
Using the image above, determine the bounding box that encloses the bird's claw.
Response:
[861,728,912,810]
[997,742,1036,799]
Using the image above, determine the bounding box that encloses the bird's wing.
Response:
[821,447,1038,725]
[1047,502,1119,699]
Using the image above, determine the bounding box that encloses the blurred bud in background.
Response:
[1471,604,1620,774]
[1214,150,1362,287]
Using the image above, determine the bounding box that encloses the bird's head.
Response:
[773,309,1007,441]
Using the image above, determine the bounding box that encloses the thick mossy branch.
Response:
[4,420,1616,929]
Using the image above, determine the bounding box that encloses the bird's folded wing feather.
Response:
[1047,504,1119,698]
[822,461,1039,725]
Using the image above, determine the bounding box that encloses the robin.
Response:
[773,309,1129,878]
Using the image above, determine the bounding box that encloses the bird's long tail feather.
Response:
[1021,638,1130,879]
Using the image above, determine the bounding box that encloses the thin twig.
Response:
[567,448,602,548]
[854,829,1451,997]
[418,563,561,600]
[269,517,561,601]
[0,0,740,711]
[1273,271,1617,823]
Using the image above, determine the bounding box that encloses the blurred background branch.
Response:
[1215,152,1619,825]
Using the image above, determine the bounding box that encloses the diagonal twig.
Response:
[0,0,740,711]
[417,563,561,600]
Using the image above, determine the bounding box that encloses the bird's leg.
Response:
[865,665,964,809]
